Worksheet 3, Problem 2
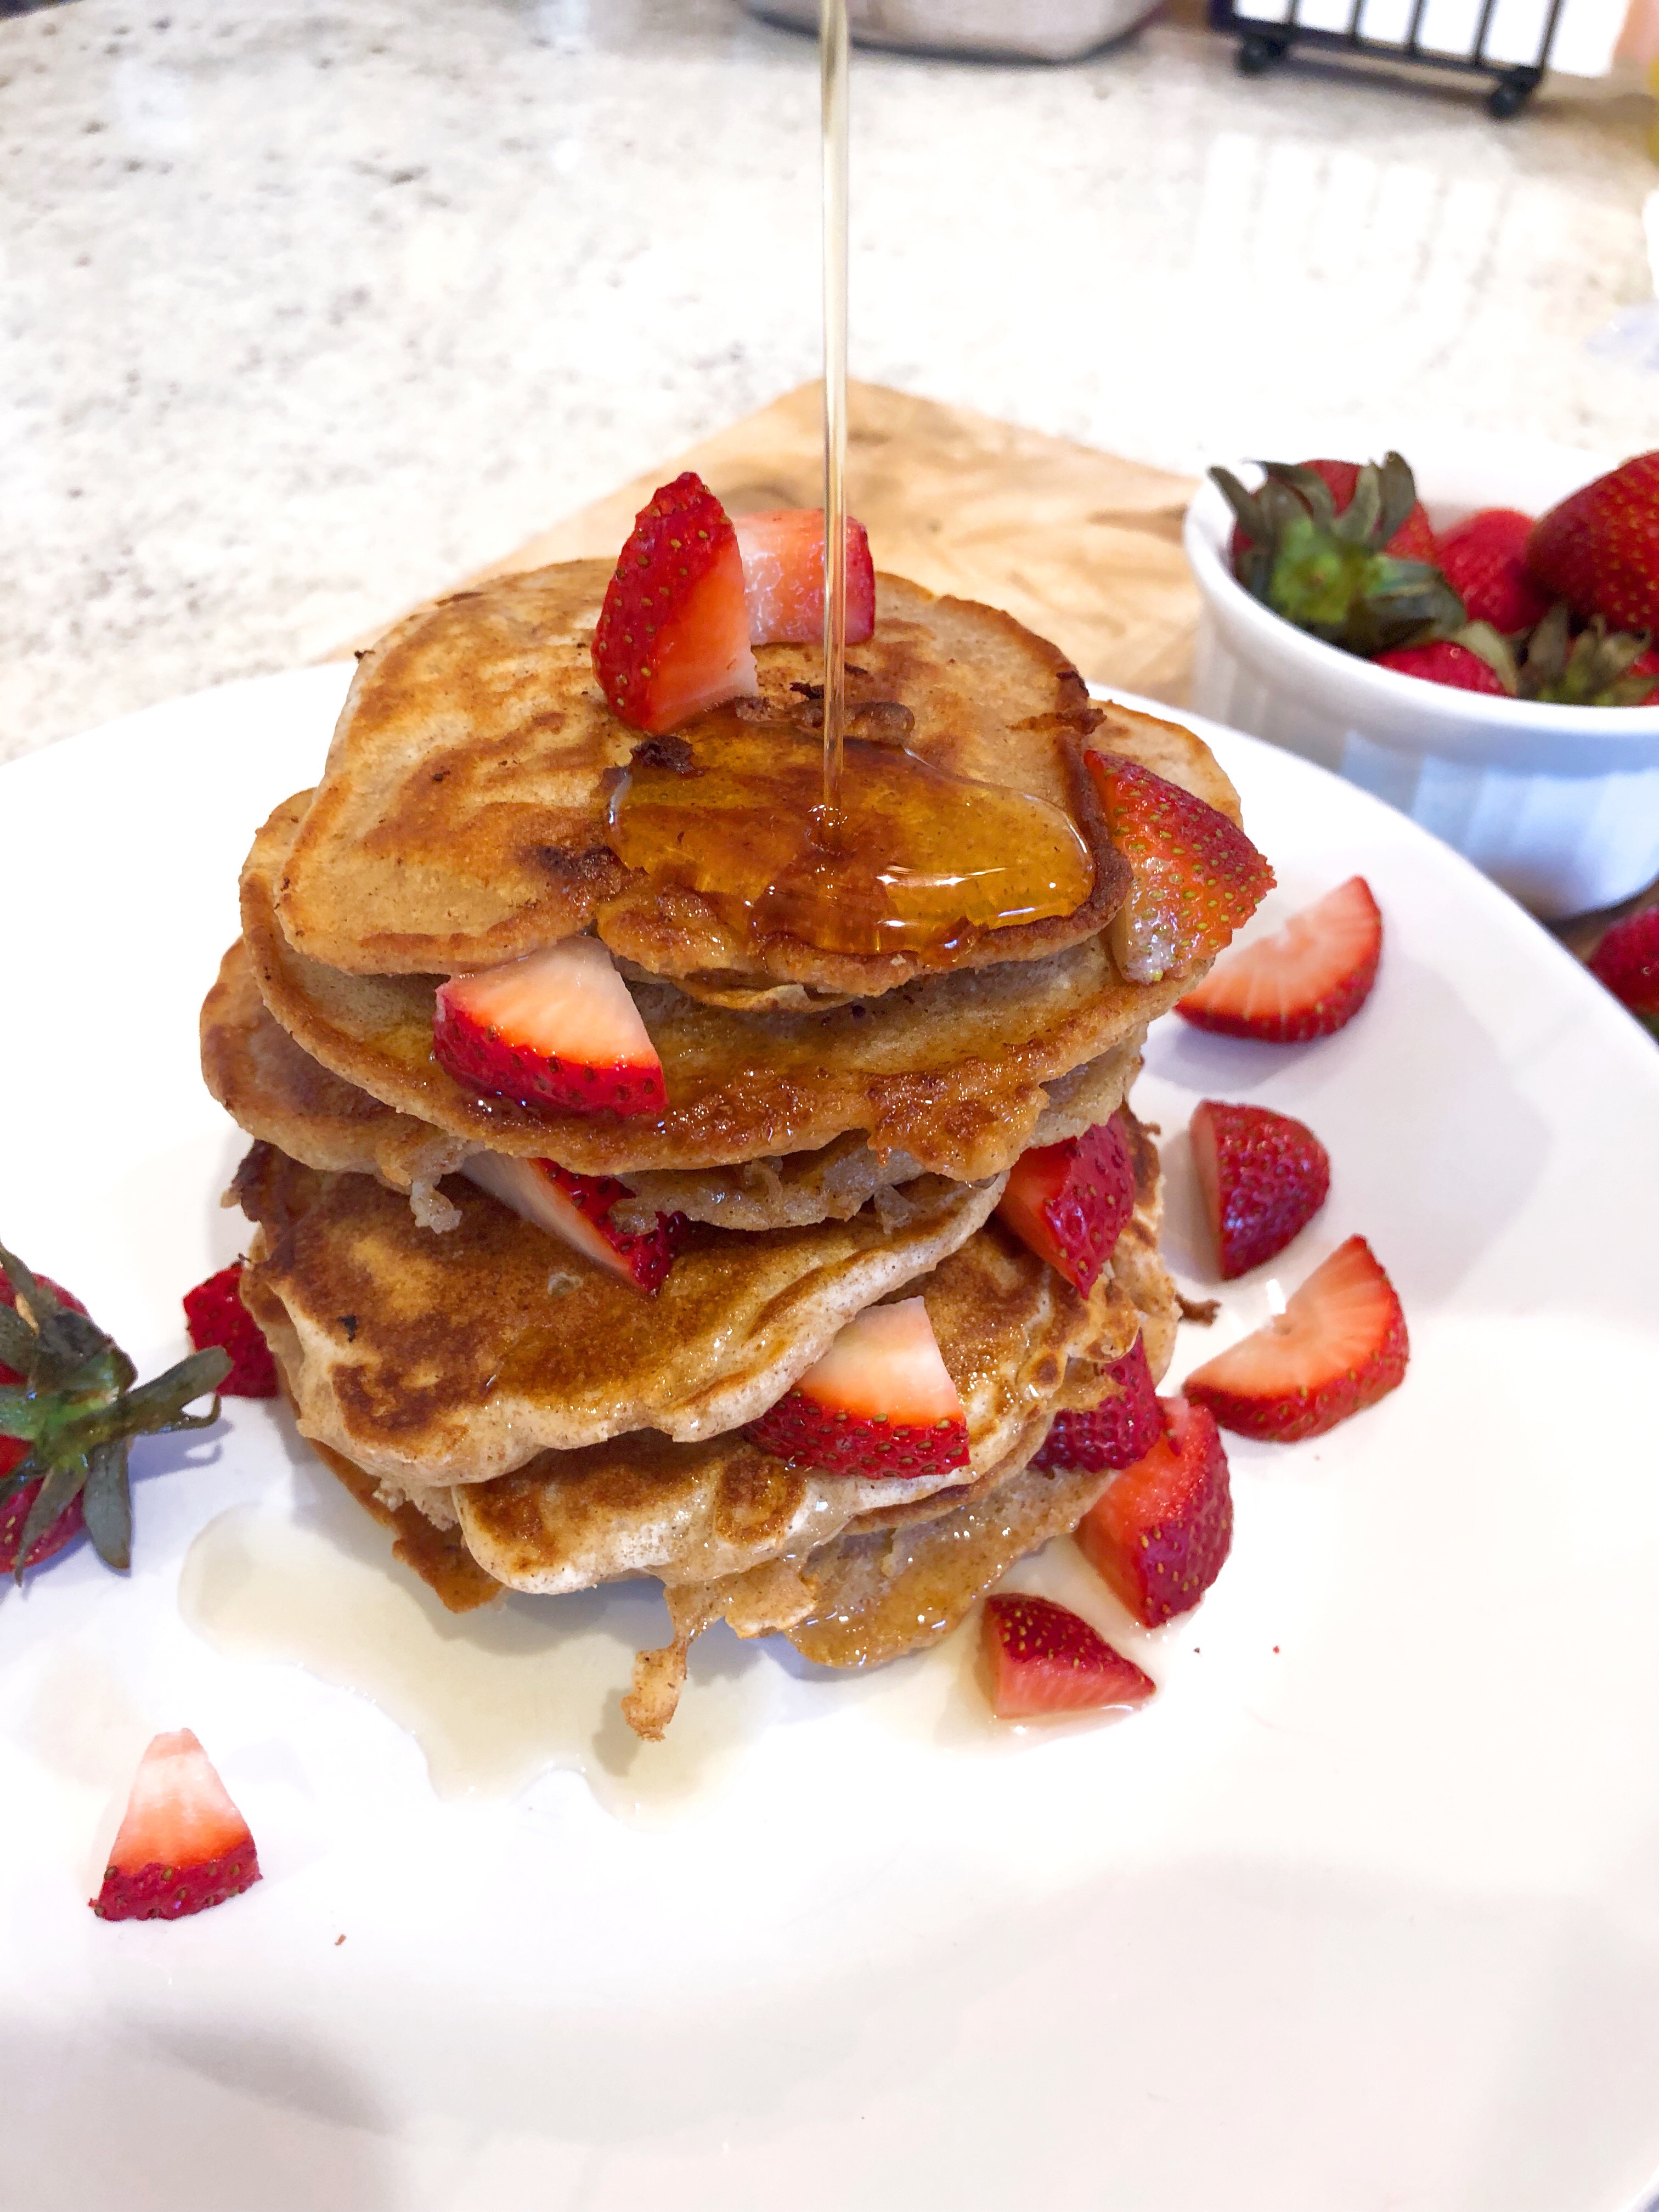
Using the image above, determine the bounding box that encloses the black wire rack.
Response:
[1208,0,1568,115]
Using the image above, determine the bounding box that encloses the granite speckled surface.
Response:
[0,0,1651,757]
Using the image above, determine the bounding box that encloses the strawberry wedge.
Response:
[1177,876,1382,1043]
[461,1153,686,1295]
[1184,1234,1408,1442]
[981,1593,1155,1719]
[1076,1396,1233,1627]
[1190,1099,1330,1280]
[1086,753,1274,985]
[591,471,758,735]
[748,1296,969,1480]
[1031,1334,1163,1473]
[996,1115,1136,1296]
[433,937,667,1119]
[733,508,876,647]
[91,1729,261,1922]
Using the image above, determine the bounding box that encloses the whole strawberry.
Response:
[1,1244,229,1582]
[1587,905,1659,1030]
[1435,509,1551,633]
[1228,458,1437,568]
[1214,454,1460,658]
[1373,637,1510,696]
[1528,453,1659,637]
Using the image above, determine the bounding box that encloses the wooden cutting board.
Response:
[338,380,1200,702]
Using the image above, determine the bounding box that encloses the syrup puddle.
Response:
[178,1487,779,1820]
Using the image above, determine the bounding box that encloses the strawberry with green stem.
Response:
[0,1242,229,1583]
[1214,453,1463,657]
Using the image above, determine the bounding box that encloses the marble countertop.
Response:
[0,0,1651,758]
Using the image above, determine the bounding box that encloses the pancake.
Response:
[240,791,1210,1184]
[233,1142,1003,1488]
[272,569,1132,996]
[204,934,1147,1232]
[202,941,470,1229]
[451,1210,1142,1594]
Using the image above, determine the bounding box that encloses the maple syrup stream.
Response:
[821,0,850,823]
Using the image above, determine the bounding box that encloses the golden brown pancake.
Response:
[234,1143,1003,1488]
[272,569,1132,995]
[450,1211,1142,1594]
[203,942,470,1227]
[240,785,1215,1183]
[205,933,1147,1233]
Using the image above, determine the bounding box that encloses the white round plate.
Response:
[2,667,1658,2212]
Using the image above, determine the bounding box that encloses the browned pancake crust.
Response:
[203,941,469,1200]
[272,569,1131,994]
[205,933,1147,1231]
[452,1209,1140,1594]
[242,793,1194,1182]
[234,1144,1003,1487]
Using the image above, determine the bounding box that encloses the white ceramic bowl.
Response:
[1184,438,1659,918]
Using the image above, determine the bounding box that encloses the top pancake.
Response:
[239,702,1239,1182]
[271,566,1129,995]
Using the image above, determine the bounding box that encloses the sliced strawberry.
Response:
[182,1262,278,1397]
[1031,1334,1162,1472]
[91,1729,261,1922]
[1177,875,1381,1043]
[995,1115,1136,1296]
[981,1592,1155,1719]
[1085,753,1274,985]
[1075,1395,1232,1628]
[1190,1099,1330,1280]
[748,1295,969,1480]
[591,471,758,735]
[461,1153,686,1294]
[1184,1234,1408,1442]
[433,936,667,1120]
[1588,903,1659,1023]
[732,508,876,647]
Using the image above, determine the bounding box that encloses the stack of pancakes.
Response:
[204,560,1245,1736]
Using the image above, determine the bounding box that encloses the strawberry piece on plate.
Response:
[591,471,758,735]
[1184,1234,1408,1442]
[732,508,876,647]
[1190,1099,1330,1280]
[1177,874,1382,1042]
[1076,1395,1233,1628]
[1032,1334,1163,1472]
[433,937,667,1120]
[748,1296,969,1479]
[981,1593,1155,1719]
[1588,905,1659,1025]
[1085,753,1274,985]
[461,1153,686,1294]
[995,1115,1136,1296]
[1434,507,1551,634]
[182,1262,279,1397]
[91,1729,261,1922]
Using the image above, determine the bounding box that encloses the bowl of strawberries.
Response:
[1183,442,1659,917]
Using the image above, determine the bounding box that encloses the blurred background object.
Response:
[0,0,1649,763]
[745,0,1164,58]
